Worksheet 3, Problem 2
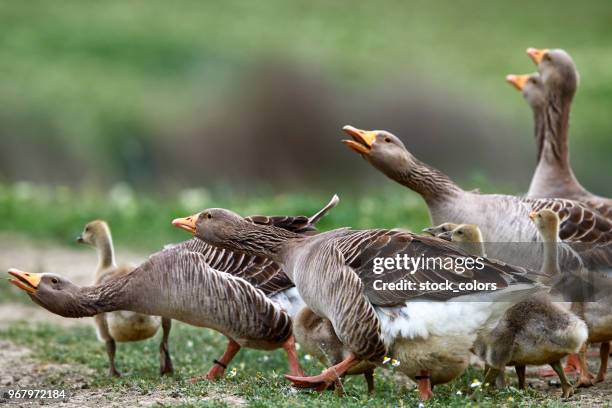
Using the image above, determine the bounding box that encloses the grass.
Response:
[1,0,612,183]
[0,182,432,252]
[0,321,569,407]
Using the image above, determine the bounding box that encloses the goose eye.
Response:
[85,227,90,232]
[206,213,212,219]
[457,230,463,235]
[51,278,59,284]
[384,137,392,143]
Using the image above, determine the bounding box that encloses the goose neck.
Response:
[393,157,464,206]
[213,223,305,263]
[96,233,116,271]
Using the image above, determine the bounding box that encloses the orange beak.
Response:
[505,74,530,91]
[8,268,41,294]
[526,48,549,65]
[529,211,538,221]
[341,125,377,155]
[172,213,199,234]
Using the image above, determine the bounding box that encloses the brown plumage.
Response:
[341,125,612,272]
[523,48,612,218]
[8,249,303,380]
[175,207,540,398]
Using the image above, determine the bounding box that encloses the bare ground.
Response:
[0,237,610,407]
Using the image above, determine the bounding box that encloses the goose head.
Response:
[173,208,243,243]
[77,220,110,247]
[438,224,483,244]
[529,209,560,242]
[422,222,458,237]
[342,125,415,179]
[527,48,578,99]
[506,73,546,111]
[7,269,87,317]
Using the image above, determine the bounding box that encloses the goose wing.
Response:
[527,198,612,244]
[161,196,339,295]
[334,229,534,307]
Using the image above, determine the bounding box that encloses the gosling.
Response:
[78,220,173,377]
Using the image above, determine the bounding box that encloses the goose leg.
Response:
[550,360,574,398]
[192,338,241,383]
[106,339,121,378]
[281,336,305,377]
[539,353,580,377]
[285,352,359,391]
[575,343,594,388]
[416,370,434,401]
[95,314,121,378]
[159,318,173,376]
[364,369,375,394]
[484,366,501,389]
[515,365,526,389]
[495,371,506,389]
[595,341,610,383]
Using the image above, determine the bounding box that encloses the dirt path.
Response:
[0,339,247,407]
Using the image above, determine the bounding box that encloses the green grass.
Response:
[0,182,432,252]
[0,322,568,407]
[1,0,612,183]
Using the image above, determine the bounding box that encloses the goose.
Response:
[421,222,458,237]
[436,224,487,258]
[7,249,305,381]
[438,214,586,398]
[509,69,612,374]
[77,220,173,377]
[165,195,338,313]
[173,207,541,400]
[292,307,376,395]
[524,48,612,219]
[9,200,338,383]
[341,125,612,272]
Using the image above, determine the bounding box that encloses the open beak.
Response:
[8,269,41,294]
[341,125,377,155]
[505,74,530,91]
[172,213,199,234]
[527,48,548,65]
[76,235,84,244]
[529,211,537,221]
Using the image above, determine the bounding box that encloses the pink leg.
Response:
[416,370,434,401]
[282,336,305,377]
[191,339,241,383]
[285,353,359,391]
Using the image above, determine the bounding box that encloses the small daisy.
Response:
[382,356,391,365]
[304,354,312,361]
[470,379,482,388]
[456,390,463,395]
[391,359,400,367]
[228,367,237,378]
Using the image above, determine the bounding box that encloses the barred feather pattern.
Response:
[86,250,292,348]
[162,210,333,295]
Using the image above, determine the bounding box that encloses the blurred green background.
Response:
[0,0,611,250]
